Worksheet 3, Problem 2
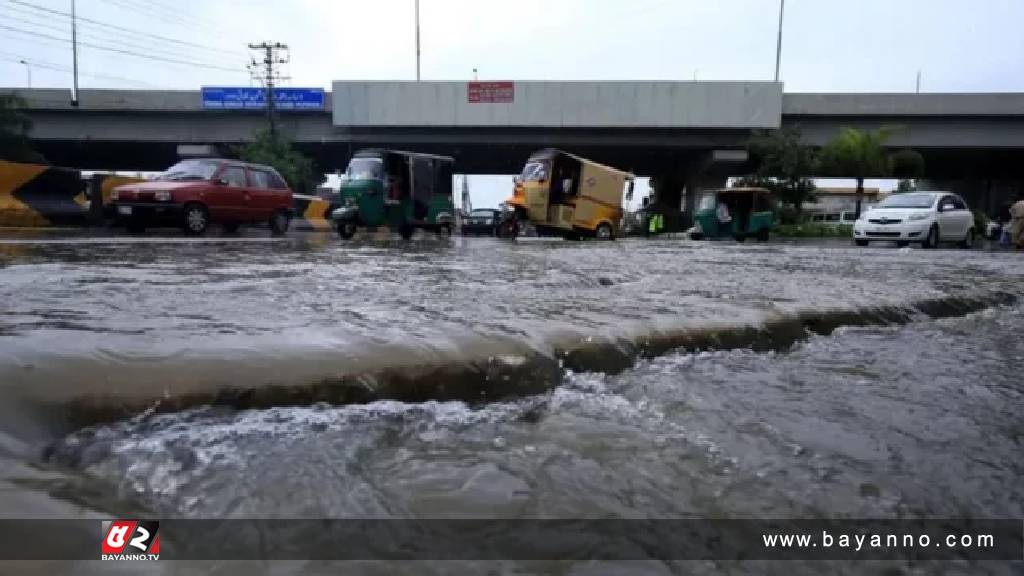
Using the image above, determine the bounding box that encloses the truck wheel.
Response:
[855,239,869,247]
[399,223,415,240]
[337,221,356,239]
[595,222,614,240]
[182,203,209,236]
[269,210,291,236]
[733,233,747,243]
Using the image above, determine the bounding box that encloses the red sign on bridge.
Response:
[467,81,514,103]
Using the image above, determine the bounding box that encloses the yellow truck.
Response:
[500,149,634,240]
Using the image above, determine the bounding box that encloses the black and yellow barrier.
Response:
[0,160,88,227]
[292,194,335,232]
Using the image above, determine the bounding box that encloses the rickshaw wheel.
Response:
[500,220,519,239]
[337,222,356,239]
[399,223,415,240]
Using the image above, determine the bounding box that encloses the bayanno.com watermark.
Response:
[101,520,160,561]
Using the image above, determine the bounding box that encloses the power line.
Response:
[0,53,164,87]
[137,0,234,36]
[102,0,236,38]
[2,0,248,60]
[1,10,244,70]
[0,24,247,73]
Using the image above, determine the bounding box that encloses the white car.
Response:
[852,192,976,248]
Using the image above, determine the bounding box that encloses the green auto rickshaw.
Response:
[331,149,455,240]
[690,187,774,242]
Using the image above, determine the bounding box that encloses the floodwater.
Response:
[0,232,1022,574]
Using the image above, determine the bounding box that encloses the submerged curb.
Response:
[51,291,1016,428]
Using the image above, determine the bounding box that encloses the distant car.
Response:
[109,159,294,236]
[852,191,975,248]
[461,208,501,236]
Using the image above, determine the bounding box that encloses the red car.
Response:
[109,159,294,235]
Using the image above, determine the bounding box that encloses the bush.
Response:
[973,209,989,234]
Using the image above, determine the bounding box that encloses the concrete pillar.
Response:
[649,150,746,232]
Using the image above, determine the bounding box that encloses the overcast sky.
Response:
[2,0,1022,206]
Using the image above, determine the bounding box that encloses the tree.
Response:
[889,148,926,179]
[818,127,896,218]
[236,129,321,194]
[0,93,46,163]
[739,127,819,215]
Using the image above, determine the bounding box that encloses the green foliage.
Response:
[0,93,46,163]
[773,223,853,238]
[973,209,988,234]
[819,126,905,217]
[819,126,895,179]
[889,149,926,178]
[739,128,818,214]
[236,129,321,194]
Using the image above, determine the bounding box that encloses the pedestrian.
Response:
[717,201,732,234]
[1011,193,1024,249]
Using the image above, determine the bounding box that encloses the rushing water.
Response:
[0,233,1022,574]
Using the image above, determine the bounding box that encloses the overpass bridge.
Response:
[8,82,1024,218]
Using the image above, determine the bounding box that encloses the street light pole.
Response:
[71,0,79,105]
[414,0,421,81]
[19,60,31,88]
[774,0,785,82]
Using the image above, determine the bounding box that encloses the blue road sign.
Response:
[201,87,325,110]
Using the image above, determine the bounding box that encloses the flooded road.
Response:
[0,233,1022,573]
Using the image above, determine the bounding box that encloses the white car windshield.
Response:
[470,210,493,217]
[877,193,937,209]
[158,160,220,181]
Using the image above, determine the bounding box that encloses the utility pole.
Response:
[415,0,421,80]
[915,69,922,94]
[774,0,785,82]
[71,0,79,105]
[248,42,290,138]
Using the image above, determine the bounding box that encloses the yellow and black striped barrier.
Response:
[0,160,89,227]
[292,194,335,232]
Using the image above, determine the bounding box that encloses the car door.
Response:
[936,195,961,240]
[952,195,972,237]
[212,165,249,221]
[246,168,274,220]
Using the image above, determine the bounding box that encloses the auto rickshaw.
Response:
[690,187,774,242]
[499,149,634,240]
[330,149,455,240]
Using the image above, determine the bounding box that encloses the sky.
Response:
[2,0,1022,207]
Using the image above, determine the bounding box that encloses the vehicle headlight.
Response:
[109,190,119,201]
[154,191,172,202]
[908,213,929,221]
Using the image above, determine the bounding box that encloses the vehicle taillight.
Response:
[110,189,120,201]
[154,191,172,202]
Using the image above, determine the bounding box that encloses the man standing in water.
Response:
[1010,192,1024,249]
